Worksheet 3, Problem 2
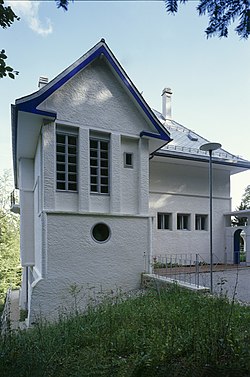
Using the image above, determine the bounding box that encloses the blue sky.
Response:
[1,0,249,208]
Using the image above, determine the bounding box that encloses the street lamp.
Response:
[200,142,221,293]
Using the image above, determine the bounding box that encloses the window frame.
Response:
[124,152,133,168]
[90,137,110,195]
[195,214,208,231]
[157,212,172,230]
[177,213,190,231]
[56,132,78,192]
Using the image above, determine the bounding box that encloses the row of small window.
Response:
[56,132,134,193]
[157,213,208,231]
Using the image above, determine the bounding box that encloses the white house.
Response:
[11,39,250,325]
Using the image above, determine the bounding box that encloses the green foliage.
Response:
[241,185,250,209]
[1,286,250,376]
[0,170,21,305]
[56,0,73,11]
[0,0,74,80]
[233,185,250,225]
[164,0,250,39]
[0,0,19,79]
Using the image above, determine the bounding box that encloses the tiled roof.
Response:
[153,109,250,169]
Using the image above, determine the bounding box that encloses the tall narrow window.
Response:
[177,214,190,230]
[195,215,208,230]
[90,138,109,194]
[56,133,77,191]
[157,213,172,230]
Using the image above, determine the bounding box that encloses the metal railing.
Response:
[152,253,225,289]
[10,189,19,207]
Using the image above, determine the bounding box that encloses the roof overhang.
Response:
[152,150,250,175]
[224,210,250,218]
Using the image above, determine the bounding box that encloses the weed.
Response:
[0,286,250,376]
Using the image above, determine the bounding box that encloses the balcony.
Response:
[10,189,20,214]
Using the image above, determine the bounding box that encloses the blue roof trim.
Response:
[140,130,170,141]
[155,151,250,169]
[15,43,170,142]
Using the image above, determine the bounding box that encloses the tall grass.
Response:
[0,286,250,376]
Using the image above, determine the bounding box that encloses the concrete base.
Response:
[142,273,210,292]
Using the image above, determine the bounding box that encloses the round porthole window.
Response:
[92,223,110,243]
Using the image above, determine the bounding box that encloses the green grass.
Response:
[1,286,250,377]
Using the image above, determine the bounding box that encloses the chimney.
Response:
[161,87,172,119]
[38,76,48,89]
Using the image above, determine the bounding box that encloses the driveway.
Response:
[199,268,250,304]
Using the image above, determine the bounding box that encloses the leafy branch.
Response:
[164,0,250,39]
[0,0,19,79]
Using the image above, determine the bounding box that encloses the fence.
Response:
[152,253,224,288]
[10,189,19,207]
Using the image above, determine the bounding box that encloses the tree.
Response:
[0,0,19,79]
[241,184,250,208]
[164,0,250,39]
[0,0,73,80]
[0,170,21,306]
[233,185,250,226]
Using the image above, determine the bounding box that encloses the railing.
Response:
[10,190,20,214]
[152,253,225,289]
[10,189,19,207]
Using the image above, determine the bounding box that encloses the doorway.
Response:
[233,229,245,264]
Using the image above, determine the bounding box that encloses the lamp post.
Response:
[200,142,221,293]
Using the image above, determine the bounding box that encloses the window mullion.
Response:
[98,140,101,193]
[65,135,69,190]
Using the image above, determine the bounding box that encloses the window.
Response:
[124,152,133,168]
[157,213,172,230]
[56,133,77,191]
[92,223,110,243]
[177,214,190,230]
[90,138,109,194]
[195,214,208,230]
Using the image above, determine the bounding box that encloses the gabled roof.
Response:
[12,39,172,187]
[153,109,250,173]
[14,39,171,143]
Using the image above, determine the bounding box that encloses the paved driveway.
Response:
[198,268,250,304]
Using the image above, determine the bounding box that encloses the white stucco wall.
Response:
[38,60,154,138]
[150,159,231,261]
[19,158,35,266]
[34,137,42,275]
[38,61,150,217]
[28,212,150,324]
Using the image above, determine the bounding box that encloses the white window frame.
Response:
[157,213,172,230]
[90,138,109,194]
[124,152,133,168]
[177,214,190,230]
[56,132,78,192]
[195,214,208,231]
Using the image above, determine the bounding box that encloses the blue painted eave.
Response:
[15,40,171,143]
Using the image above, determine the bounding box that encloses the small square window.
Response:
[157,213,172,230]
[177,214,190,230]
[124,152,133,168]
[195,215,208,230]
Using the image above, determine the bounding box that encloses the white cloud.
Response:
[7,1,53,36]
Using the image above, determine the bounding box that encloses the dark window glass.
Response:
[56,133,77,191]
[90,138,109,194]
[92,223,110,242]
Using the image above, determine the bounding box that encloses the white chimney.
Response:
[38,76,48,89]
[162,87,172,119]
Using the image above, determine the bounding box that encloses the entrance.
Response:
[233,229,245,264]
